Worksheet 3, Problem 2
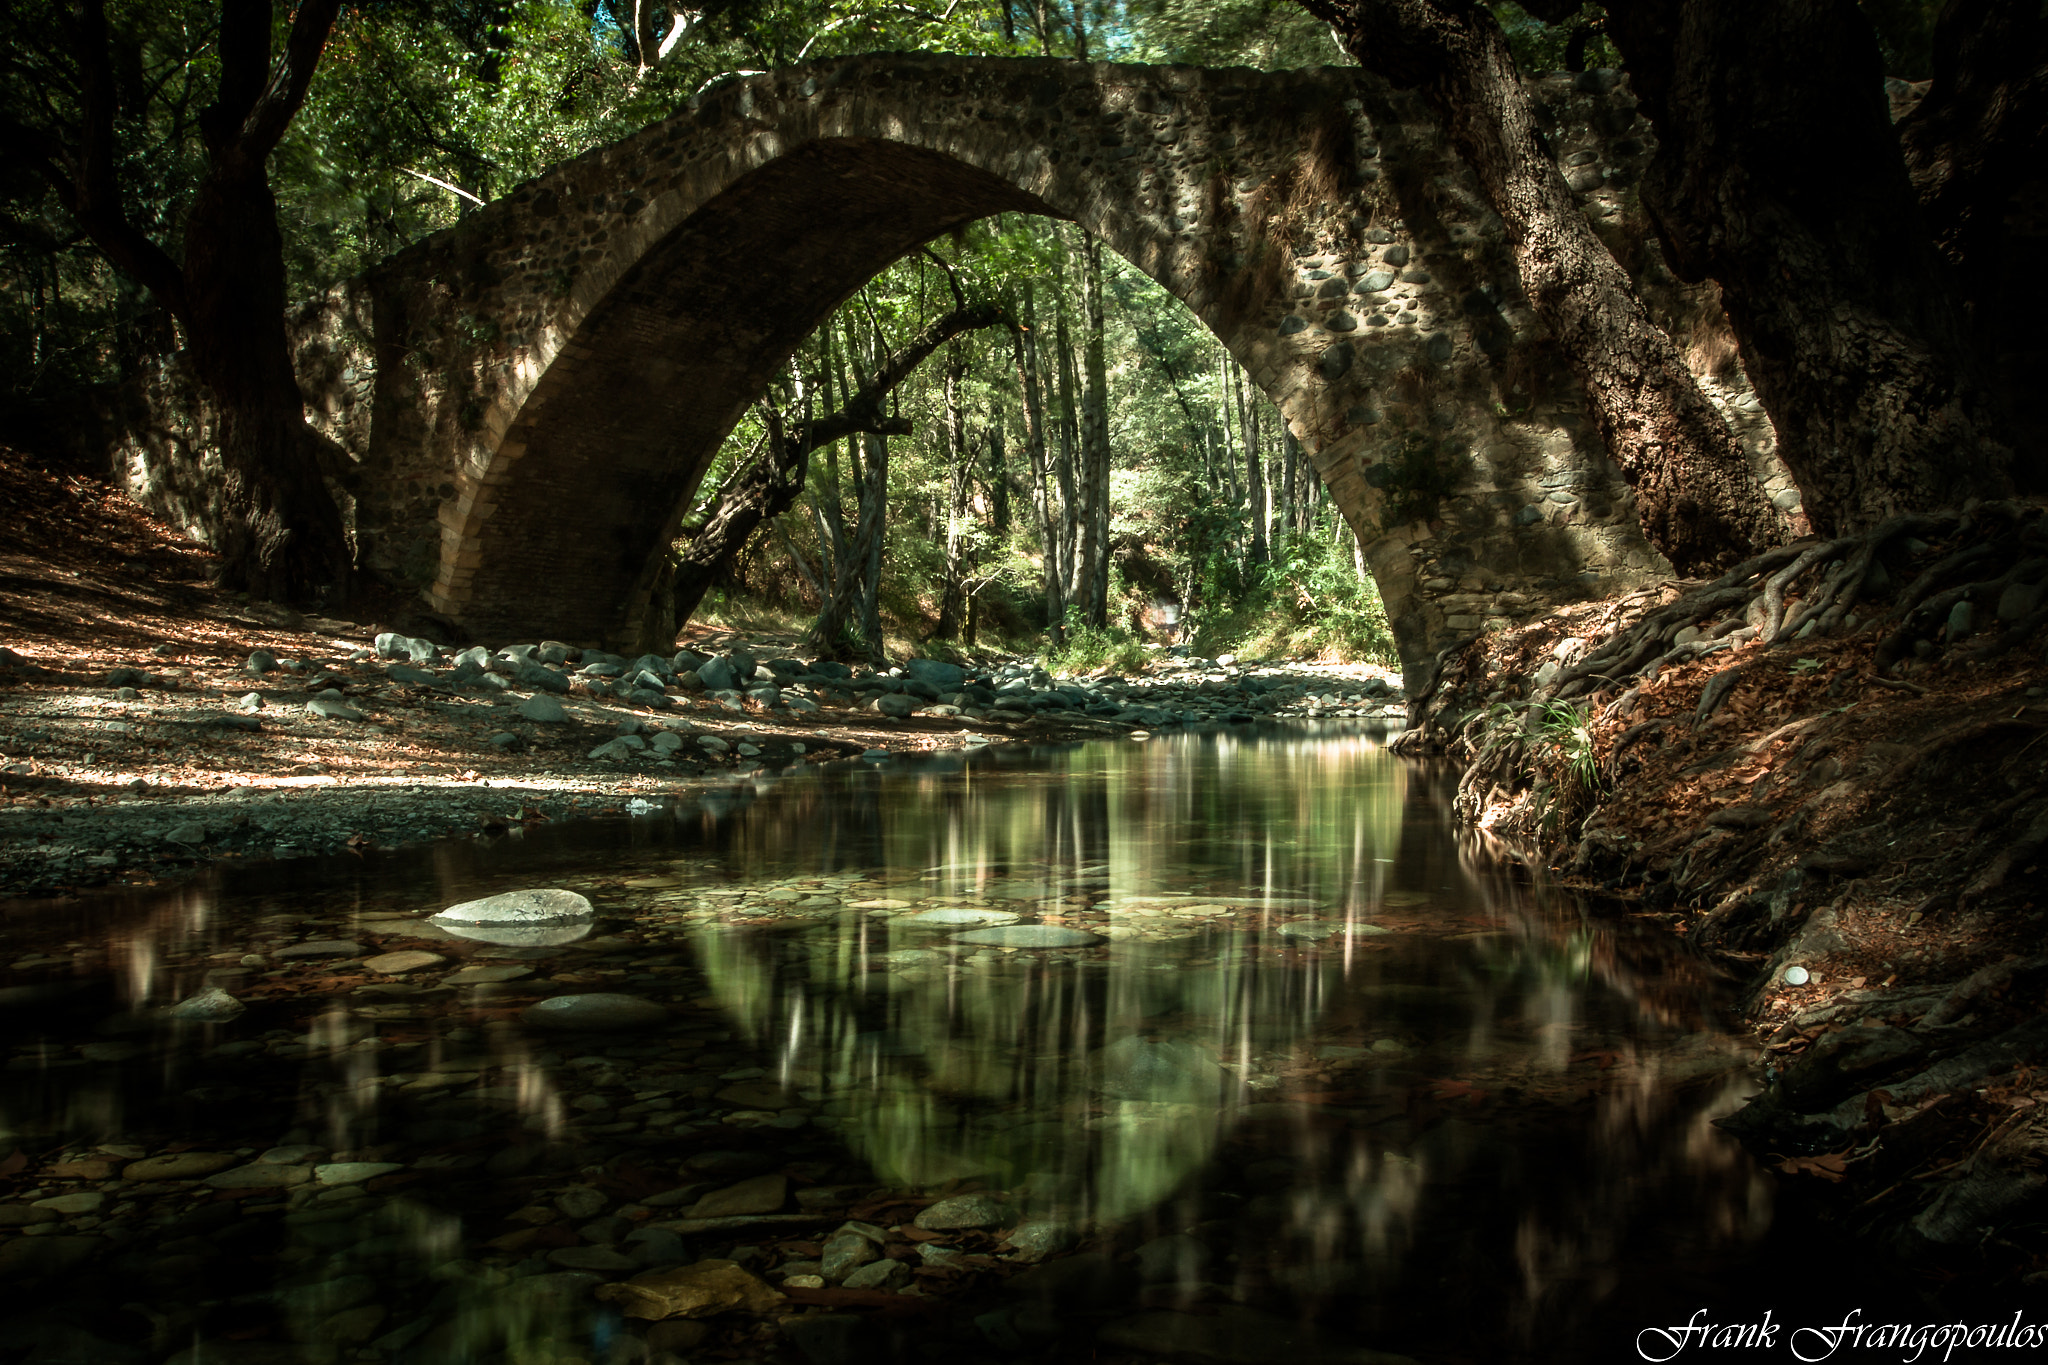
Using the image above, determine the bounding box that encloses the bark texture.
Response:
[1601,0,2017,533]
[8,0,351,600]
[1301,0,1788,574]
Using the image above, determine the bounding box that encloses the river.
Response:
[0,724,1784,1364]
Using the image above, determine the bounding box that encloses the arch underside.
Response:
[395,56,1693,675]
[456,140,1054,643]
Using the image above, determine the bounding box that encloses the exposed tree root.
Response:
[1393,500,2048,1290]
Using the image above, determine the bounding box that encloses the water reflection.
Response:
[0,725,1771,1362]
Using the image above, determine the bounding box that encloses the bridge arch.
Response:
[348,54,1712,687]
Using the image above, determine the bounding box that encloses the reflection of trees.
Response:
[1201,767,1769,1353]
[693,730,1410,1221]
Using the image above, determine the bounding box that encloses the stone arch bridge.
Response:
[134,53,1789,690]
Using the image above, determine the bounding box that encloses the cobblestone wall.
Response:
[114,54,1794,688]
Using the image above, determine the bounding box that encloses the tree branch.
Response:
[18,0,188,314]
[234,0,346,171]
[204,0,269,150]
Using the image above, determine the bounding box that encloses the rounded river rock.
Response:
[951,924,1104,948]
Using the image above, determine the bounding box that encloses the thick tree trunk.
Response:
[182,170,351,602]
[1600,0,2016,533]
[1302,0,1788,572]
[27,0,352,603]
[1895,0,2048,320]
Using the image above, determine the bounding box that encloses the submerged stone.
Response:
[952,925,1103,948]
[898,908,1022,929]
[521,992,668,1030]
[168,985,244,1021]
[432,888,593,926]
[594,1259,785,1320]
[1095,1036,1226,1102]
[437,920,593,947]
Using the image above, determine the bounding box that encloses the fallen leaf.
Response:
[1776,1153,1849,1181]
[1427,1079,1488,1103]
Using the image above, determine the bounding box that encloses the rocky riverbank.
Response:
[0,444,1402,899]
[0,633,1401,900]
[1395,536,2048,1292]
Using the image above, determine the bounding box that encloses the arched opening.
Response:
[451,139,1057,644]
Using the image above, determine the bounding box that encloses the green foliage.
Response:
[1488,3,1621,74]
[1532,699,1599,796]
[1041,613,1155,675]
[1120,0,1349,69]
[1197,528,1397,664]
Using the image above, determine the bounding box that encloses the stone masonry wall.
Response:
[113,55,1794,690]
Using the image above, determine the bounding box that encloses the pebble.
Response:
[685,1174,788,1218]
[555,1185,608,1219]
[305,697,366,721]
[898,908,1021,928]
[31,1191,105,1215]
[362,950,444,973]
[516,694,569,723]
[521,993,669,1030]
[913,1192,1008,1230]
[842,1258,911,1290]
[432,888,593,926]
[594,1260,786,1320]
[1004,1220,1075,1261]
[443,964,533,985]
[821,1228,882,1280]
[273,940,366,960]
[168,985,245,1021]
[314,1162,404,1185]
[122,1151,238,1181]
[205,1161,313,1189]
[952,925,1103,948]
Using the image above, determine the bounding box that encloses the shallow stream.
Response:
[0,725,1788,1364]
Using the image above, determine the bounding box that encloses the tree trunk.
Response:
[1052,292,1083,618]
[1300,0,1789,572]
[657,304,999,646]
[27,0,352,602]
[1014,287,1065,641]
[1239,366,1268,566]
[1599,0,2016,533]
[933,353,973,641]
[1077,231,1112,626]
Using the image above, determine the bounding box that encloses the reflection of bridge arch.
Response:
[336,54,1704,682]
